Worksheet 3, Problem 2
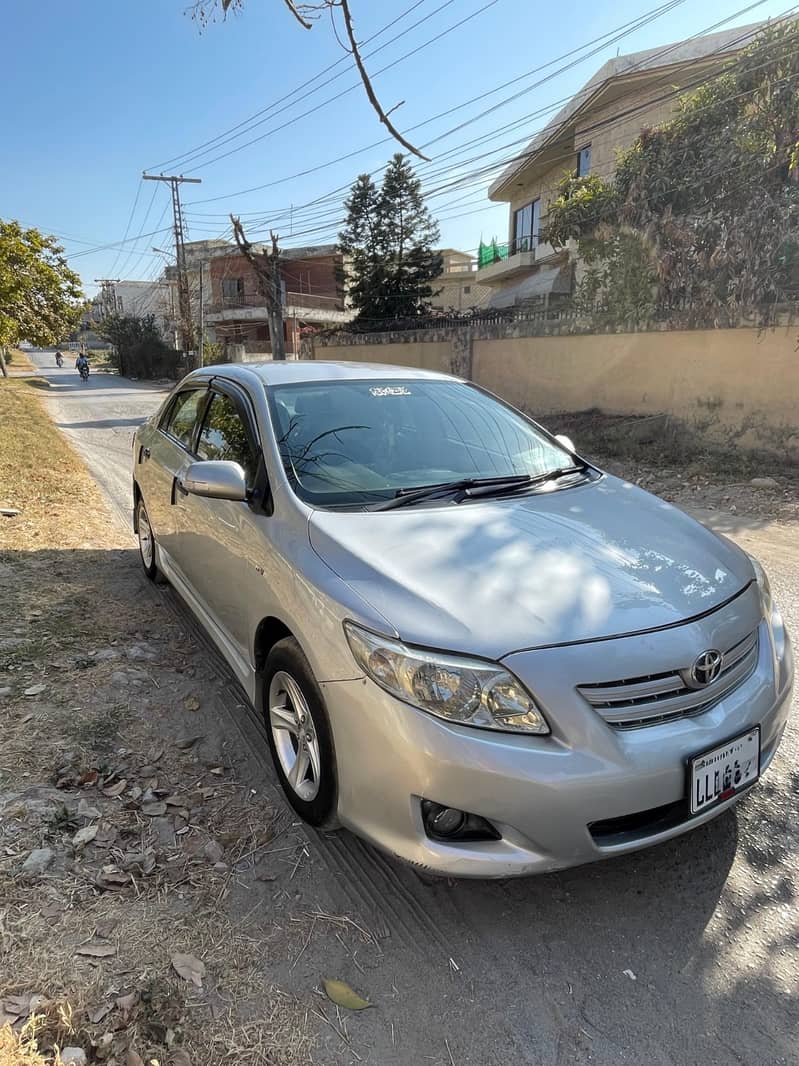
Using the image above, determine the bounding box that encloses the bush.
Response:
[202,340,226,365]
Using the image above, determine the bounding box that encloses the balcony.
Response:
[206,291,352,325]
[476,236,561,285]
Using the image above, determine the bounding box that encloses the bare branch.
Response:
[339,0,428,161]
[282,0,313,29]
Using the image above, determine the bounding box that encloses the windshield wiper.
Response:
[373,474,533,511]
[459,464,589,501]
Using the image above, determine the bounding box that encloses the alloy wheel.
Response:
[138,502,154,569]
[268,670,322,801]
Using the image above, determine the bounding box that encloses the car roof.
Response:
[190,360,458,388]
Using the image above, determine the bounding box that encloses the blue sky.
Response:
[3,0,790,296]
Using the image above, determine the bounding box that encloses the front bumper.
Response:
[322,611,793,878]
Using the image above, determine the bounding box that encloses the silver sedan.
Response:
[132,362,793,877]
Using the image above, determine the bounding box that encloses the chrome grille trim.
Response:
[577,629,759,729]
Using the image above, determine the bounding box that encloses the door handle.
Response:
[171,476,189,504]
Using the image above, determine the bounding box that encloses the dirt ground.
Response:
[556,409,799,524]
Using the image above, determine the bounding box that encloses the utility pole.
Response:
[198,262,206,367]
[143,173,202,367]
[94,278,121,319]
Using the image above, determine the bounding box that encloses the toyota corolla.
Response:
[132,362,793,877]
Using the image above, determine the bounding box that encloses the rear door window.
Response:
[162,389,208,450]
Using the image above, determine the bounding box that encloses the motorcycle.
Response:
[78,364,90,381]
[55,352,64,367]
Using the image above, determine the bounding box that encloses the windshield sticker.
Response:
[369,386,412,397]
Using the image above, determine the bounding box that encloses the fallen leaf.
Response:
[170,1052,192,1066]
[77,942,117,958]
[72,824,98,849]
[141,801,167,817]
[126,1052,145,1066]
[3,993,30,1017]
[151,747,165,763]
[88,1002,113,1023]
[175,736,204,750]
[78,769,99,787]
[95,917,119,939]
[116,991,138,1013]
[184,696,200,712]
[24,683,46,697]
[77,799,101,820]
[208,766,224,776]
[171,952,205,988]
[322,978,371,1011]
[103,779,127,798]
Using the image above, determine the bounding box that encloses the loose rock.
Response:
[21,847,54,878]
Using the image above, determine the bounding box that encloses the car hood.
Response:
[308,475,754,660]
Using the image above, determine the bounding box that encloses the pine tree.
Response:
[339,155,442,323]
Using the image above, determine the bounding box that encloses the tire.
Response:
[136,496,160,582]
[263,637,337,826]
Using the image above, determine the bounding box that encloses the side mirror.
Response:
[555,434,576,453]
[181,460,247,501]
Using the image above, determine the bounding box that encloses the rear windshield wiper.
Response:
[459,464,589,501]
[373,474,533,511]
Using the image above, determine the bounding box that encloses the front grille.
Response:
[577,628,759,729]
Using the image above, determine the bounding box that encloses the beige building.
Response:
[430,249,493,312]
[479,22,765,307]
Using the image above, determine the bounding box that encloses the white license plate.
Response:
[689,727,760,815]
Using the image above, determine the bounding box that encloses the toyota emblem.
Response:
[688,649,723,688]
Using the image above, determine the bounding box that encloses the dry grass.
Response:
[0,380,122,550]
[5,348,38,374]
[0,1025,47,1065]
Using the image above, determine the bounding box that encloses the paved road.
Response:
[31,351,799,1066]
[30,352,169,529]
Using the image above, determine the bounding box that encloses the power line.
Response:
[149,0,457,173]
[181,0,504,173]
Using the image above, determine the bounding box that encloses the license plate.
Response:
[689,727,760,815]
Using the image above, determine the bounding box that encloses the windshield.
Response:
[267,378,577,508]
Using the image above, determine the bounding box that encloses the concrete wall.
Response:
[313,325,799,457]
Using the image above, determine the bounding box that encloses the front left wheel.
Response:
[263,637,337,827]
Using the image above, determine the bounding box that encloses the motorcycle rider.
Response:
[75,351,90,378]
[55,349,64,367]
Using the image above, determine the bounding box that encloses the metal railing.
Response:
[208,291,345,313]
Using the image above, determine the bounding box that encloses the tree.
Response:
[339,154,442,322]
[229,220,286,360]
[190,0,427,158]
[0,220,83,376]
[98,313,178,379]
[543,19,799,326]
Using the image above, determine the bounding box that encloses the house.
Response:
[205,243,351,357]
[478,22,766,307]
[430,249,493,312]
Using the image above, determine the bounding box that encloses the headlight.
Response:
[344,622,549,735]
[748,554,773,617]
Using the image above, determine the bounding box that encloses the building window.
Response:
[577,144,592,177]
[513,199,541,254]
[463,285,471,294]
[221,278,244,302]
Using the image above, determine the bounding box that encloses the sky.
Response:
[2,0,792,297]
